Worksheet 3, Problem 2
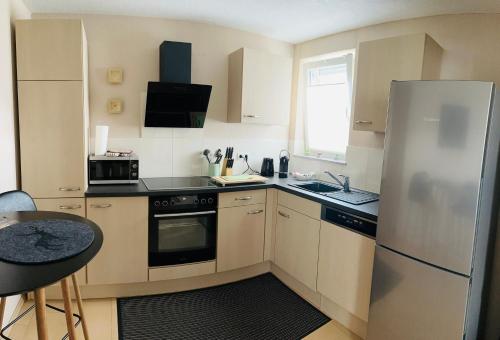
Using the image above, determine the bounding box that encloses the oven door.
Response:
[149,210,216,266]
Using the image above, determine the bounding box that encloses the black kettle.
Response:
[260,158,274,177]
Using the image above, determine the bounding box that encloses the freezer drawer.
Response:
[367,245,469,340]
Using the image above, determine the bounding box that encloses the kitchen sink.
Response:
[290,181,379,205]
[289,181,342,193]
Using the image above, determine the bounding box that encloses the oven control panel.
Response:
[150,193,217,211]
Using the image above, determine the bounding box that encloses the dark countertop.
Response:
[86,176,378,222]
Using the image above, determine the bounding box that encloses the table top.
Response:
[0,211,103,297]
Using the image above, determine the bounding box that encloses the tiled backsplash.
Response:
[91,118,289,178]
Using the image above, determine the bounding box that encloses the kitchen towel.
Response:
[95,125,109,156]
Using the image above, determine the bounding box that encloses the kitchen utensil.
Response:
[279,150,290,178]
[260,158,274,177]
[202,149,211,164]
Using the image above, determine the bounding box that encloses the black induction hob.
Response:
[142,177,217,191]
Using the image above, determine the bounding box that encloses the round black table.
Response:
[0,211,103,340]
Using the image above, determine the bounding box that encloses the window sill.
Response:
[293,154,347,165]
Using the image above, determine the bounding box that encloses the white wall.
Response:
[35,13,293,176]
[0,0,31,328]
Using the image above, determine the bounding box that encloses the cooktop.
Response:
[142,176,217,191]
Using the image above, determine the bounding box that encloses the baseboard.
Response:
[41,261,271,300]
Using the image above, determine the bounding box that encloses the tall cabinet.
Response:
[16,19,89,282]
[16,19,89,206]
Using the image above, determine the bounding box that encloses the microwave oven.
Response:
[88,154,139,184]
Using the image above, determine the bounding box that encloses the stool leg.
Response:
[71,273,89,340]
[60,278,77,340]
[0,297,6,329]
[34,288,48,340]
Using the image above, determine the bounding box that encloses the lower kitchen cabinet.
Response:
[317,221,375,321]
[86,197,148,285]
[217,204,266,272]
[34,198,87,284]
[34,198,86,217]
[275,205,320,291]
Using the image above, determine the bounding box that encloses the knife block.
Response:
[221,158,228,176]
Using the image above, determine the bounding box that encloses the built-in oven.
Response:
[148,193,217,267]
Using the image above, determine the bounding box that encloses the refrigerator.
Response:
[367,81,500,340]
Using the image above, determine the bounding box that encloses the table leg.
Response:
[60,278,76,340]
[71,273,89,340]
[34,288,48,340]
[0,297,5,329]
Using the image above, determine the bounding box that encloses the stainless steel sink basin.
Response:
[289,181,379,205]
[289,181,342,193]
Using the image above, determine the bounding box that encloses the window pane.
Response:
[305,62,350,157]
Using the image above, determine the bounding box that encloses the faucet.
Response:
[324,171,351,192]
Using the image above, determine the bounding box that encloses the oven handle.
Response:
[153,210,217,218]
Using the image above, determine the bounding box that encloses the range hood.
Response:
[145,41,212,128]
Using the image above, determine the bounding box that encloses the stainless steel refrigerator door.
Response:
[378,81,494,275]
[367,245,469,340]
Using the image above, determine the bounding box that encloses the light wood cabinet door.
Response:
[353,33,442,132]
[228,47,292,125]
[34,198,85,217]
[275,205,320,291]
[217,204,266,272]
[15,19,84,80]
[34,198,87,284]
[218,189,266,208]
[18,81,86,198]
[86,197,148,285]
[317,221,375,321]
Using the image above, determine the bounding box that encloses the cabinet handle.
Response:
[355,120,373,124]
[59,204,82,210]
[278,211,290,218]
[235,196,252,201]
[59,186,81,192]
[90,203,112,208]
[247,209,264,215]
[243,115,263,118]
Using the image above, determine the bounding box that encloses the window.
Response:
[301,53,353,161]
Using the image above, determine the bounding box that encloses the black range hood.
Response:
[145,41,212,128]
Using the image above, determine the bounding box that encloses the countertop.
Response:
[86,176,378,222]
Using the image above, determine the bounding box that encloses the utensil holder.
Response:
[225,168,233,176]
[208,163,221,177]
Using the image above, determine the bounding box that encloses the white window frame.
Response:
[301,52,354,162]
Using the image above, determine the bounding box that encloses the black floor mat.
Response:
[117,273,330,340]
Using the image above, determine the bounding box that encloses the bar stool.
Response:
[0,191,103,340]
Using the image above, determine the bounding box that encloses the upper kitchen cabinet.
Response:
[353,33,442,132]
[227,47,292,125]
[15,19,87,80]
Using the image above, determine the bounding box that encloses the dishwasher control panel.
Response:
[321,206,377,238]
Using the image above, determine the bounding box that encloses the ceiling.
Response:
[23,0,500,43]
